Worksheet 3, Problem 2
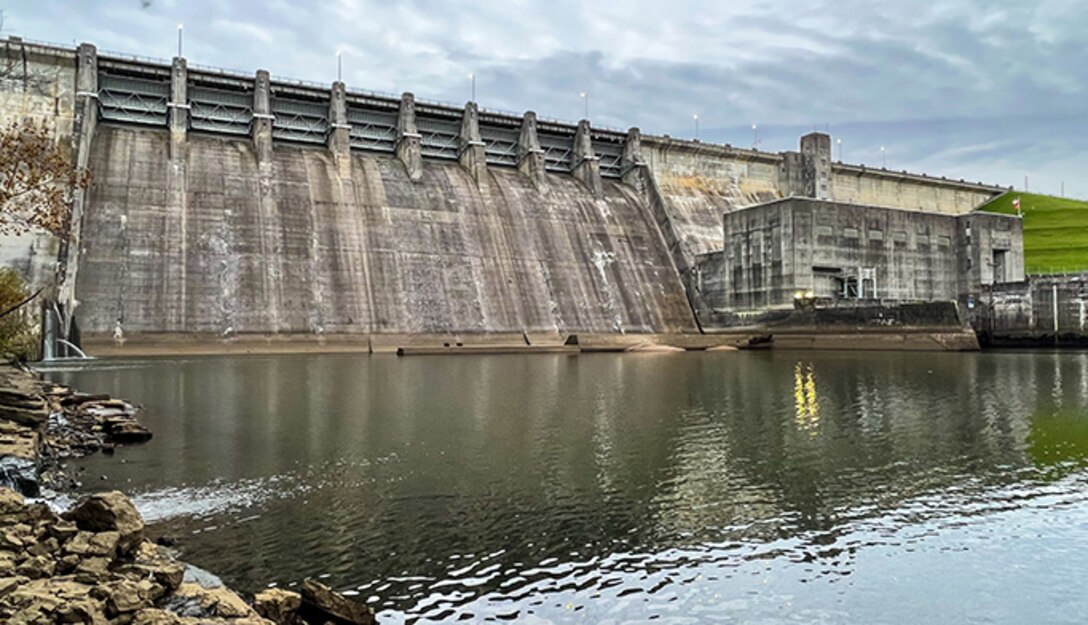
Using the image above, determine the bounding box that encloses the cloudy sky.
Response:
[7,0,1086,197]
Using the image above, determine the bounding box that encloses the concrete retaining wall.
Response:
[979,274,1088,346]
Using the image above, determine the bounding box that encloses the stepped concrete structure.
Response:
[0,37,1017,353]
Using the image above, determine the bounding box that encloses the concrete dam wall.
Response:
[79,125,694,336]
[0,37,1010,346]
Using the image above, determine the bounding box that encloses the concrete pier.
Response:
[57,43,99,337]
[168,57,188,150]
[517,111,547,189]
[458,101,488,191]
[252,70,274,162]
[572,120,603,198]
[327,81,351,175]
[162,56,190,332]
[251,69,285,331]
[620,127,644,192]
[396,93,423,181]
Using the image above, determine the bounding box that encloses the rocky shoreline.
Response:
[0,364,151,496]
[0,364,376,624]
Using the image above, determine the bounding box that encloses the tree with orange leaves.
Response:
[0,119,91,238]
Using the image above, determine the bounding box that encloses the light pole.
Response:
[177,23,183,57]
[337,52,342,82]
[580,92,588,119]
[752,123,758,148]
[469,73,476,103]
[880,146,886,168]
[836,138,843,162]
[693,114,699,140]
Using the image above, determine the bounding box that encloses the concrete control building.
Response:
[694,192,1025,321]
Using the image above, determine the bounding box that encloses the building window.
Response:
[937,235,952,248]
[843,227,860,239]
[869,229,884,241]
[917,233,930,249]
[893,231,908,245]
[816,225,833,237]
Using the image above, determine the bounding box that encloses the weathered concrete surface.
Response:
[75,125,696,337]
[978,274,1088,346]
[695,197,1024,311]
[639,136,1006,274]
[0,39,1017,349]
[831,165,1000,215]
[697,300,980,351]
[0,39,77,292]
[641,138,783,268]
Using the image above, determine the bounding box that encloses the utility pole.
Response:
[177,23,183,57]
[693,114,699,140]
[837,138,843,162]
[880,146,886,168]
[337,52,342,82]
[1025,175,1029,192]
[751,123,758,148]
[580,92,588,119]
[469,73,475,102]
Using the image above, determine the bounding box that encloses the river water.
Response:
[42,350,1088,624]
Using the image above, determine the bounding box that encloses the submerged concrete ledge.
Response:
[81,332,773,357]
[77,330,980,356]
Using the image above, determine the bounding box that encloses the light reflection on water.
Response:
[44,350,1088,624]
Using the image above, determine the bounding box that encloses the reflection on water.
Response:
[793,361,821,432]
[44,350,1088,624]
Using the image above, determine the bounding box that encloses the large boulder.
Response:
[63,491,144,555]
[0,488,23,515]
[299,580,375,625]
[65,531,121,557]
[253,588,302,624]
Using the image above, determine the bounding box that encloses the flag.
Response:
[1013,197,1021,210]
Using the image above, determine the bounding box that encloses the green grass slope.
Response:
[979,192,1088,274]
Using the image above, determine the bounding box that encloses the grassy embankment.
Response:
[979,192,1088,274]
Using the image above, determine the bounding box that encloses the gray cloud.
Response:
[7,0,1086,196]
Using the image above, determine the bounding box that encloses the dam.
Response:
[0,37,1014,352]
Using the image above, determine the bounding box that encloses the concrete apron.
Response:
[77,329,977,357]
